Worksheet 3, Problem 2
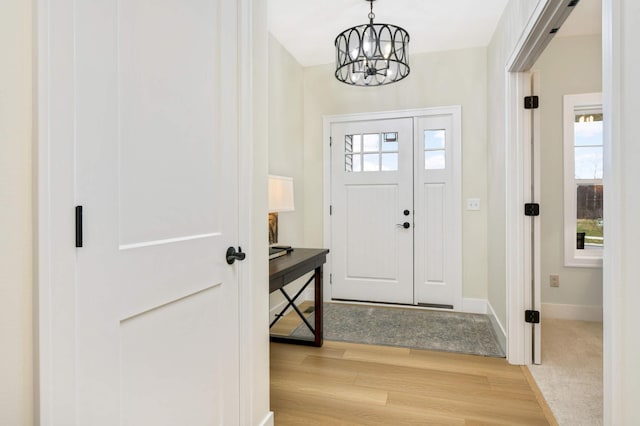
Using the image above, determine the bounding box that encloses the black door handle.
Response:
[396,222,410,229]
[226,246,246,264]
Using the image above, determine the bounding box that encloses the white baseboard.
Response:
[258,411,274,426]
[542,303,603,322]
[487,300,507,354]
[461,298,488,314]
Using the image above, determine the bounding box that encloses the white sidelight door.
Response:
[40,0,242,424]
[329,109,461,308]
[414,114,462,308]
[331,118,415,304]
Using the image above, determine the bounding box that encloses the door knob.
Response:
[403,209,410,216]
[226,246,246,264]
[396,222,411,229]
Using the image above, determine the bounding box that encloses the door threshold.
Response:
[331,299,454,311]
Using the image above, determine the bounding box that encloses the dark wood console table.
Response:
[269,248,329,347]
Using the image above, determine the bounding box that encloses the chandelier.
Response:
[334,0,410,86]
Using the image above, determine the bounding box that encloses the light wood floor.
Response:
[270,341,552,425]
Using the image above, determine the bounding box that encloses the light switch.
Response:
[466,198,480,211]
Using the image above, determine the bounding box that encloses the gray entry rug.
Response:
[292,303,505,357]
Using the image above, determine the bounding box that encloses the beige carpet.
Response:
[528,318,602,426]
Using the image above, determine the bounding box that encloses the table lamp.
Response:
[268,175,295,245]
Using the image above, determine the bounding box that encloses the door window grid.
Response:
[424,129,446,170]
[345,132,399,172]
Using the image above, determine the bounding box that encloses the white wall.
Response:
[486,0,540,327]
[0,0,34,425]
[267,35,311,319]
[303,47,489,301]
[533,35,603,312]
[268,35,305,247]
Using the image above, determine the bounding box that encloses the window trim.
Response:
[563,92,603,268]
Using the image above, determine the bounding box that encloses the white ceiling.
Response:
[268,0,602,68]
[268,0,511,67]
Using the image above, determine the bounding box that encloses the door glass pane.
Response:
[576,184,603,248]
[345,154,353,172]
[352,154,362,172]
[345,135,354,154]
[344,131,399,172]
[363,134,380,152]
[352,134,362,152]
[363,154,379,171]
[382,132,398,152]
[381,153,398,171]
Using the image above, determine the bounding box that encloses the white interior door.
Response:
[414,114,462,308]
[331,118,414,304]
[42,0,241,424]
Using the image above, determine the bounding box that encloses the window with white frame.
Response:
[563,93,603,267]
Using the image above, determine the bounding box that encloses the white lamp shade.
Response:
[268,175,295,213]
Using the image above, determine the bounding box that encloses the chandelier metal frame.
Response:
[334,0,410,86]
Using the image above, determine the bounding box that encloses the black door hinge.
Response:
[330,205,333,215]
[524,96,539,109]
[525,310,540,324]
[75,205,83,247]
[524,203,540,216]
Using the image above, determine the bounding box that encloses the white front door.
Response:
[329,109,461,308]
[41,0,241,424]
[331,118,415,304]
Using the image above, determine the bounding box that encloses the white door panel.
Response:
[49,0,240,424]
[331,118,414,304]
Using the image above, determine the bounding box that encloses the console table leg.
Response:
[314,265,323,347]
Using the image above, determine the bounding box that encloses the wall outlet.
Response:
[466,198,481,211]
[550,274,560,288]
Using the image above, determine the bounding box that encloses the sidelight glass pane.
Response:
[425,150,445,170]
[424,129,445,150]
